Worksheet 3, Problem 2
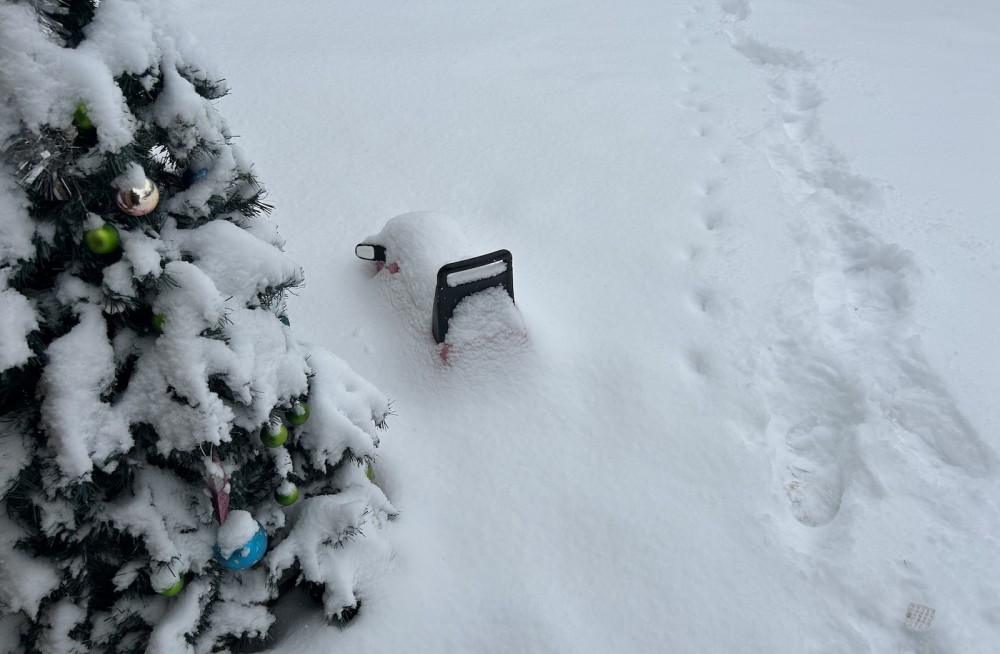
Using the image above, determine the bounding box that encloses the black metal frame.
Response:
[432,249,514,343]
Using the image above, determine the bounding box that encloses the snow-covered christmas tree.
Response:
[0,1,395,651]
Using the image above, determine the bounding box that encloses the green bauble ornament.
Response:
[365,463,375,481]
[260,423,288,448]
[152,313,166,333]
[83,223,120,254]
[72,102,94,130]
[287,401,310,426]
[274,483,299,506]
[160,577,184,597]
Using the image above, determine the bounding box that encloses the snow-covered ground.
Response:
[176,1,1000,651]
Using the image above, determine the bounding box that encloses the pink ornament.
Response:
[208,449,230,524]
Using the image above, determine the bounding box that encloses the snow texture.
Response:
[294,345,389,471]
[34,600,86,654]
[0,272,37,371]
[267,478,394,619]
[5,0,1000,651]
[37,303,132,481]
[216,509,258,559]
[0,168,33,263]
[173,0,1000,651]
[0,515,60,620]
[363,212,478,323]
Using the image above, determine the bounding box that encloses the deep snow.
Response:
[176,0,1000,651]
[7,0,999,651]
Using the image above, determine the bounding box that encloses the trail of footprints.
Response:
[675,3,732,382]
[710,0,993,532]
[670,1,998,645]
[676,0,992,534]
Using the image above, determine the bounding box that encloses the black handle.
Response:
[432,250,514,344]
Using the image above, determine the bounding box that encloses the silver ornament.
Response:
[115,177,160,216]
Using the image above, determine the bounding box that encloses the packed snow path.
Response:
[176,0,1000,652]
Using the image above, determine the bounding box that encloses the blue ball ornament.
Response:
[182,167,209,188]
[214,523,268,570]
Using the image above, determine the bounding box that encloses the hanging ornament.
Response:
[206,449,230,524]
[286,401,310,426]
[115,176,160,216]
[72,102,94,131]
[160,577,184,597]
[152,313,167,333]
[150,565,185,597]
[365,463,375,481]
[274,480,299,506]
[260,422,288,448]
[83,223,120,254]
[214,510,268,570]
[182,166,209,188]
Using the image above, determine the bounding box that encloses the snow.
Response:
[266,487,395,619]
[177,220,303,308]
[112,162,147,190]
[0,271,37,371]
[0,169,33,263]
[145,579,210,654]
[102,467,214,569]
[294,345,389,471]
[0,2,133,150]
[0,515,61,620]
[37,301,132,482]
[1,0,997,651]
[445,259,507,287]
[34,600,86,654]
[174,0,1000,650]
[216,510,259,559]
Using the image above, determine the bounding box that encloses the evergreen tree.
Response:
[0,1,395,651]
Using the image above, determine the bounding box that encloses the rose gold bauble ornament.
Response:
[115,177,160,216]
